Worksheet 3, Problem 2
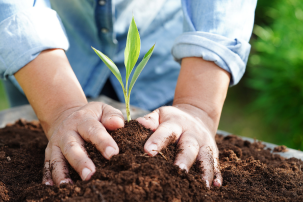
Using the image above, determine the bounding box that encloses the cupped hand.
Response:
[42,102,124,186]
[137,104,222,189]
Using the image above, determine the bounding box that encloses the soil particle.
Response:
[1,120,303,201]
[0,151,5,159]
[274,145,288,152]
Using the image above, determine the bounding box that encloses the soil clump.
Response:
[0,119,303,201]
[274,145,288,153]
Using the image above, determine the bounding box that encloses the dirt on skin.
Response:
[0,119,303,201]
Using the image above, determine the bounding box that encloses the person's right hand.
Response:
[13,49,125,186]
[41,102,124,185]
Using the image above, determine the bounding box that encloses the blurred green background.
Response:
[219,0,303,150]
[0,0,302,149]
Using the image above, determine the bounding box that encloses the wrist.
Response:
[173,57,230,131]
[14,49,88,137]
[41,102,87,138]
[172,102,218,135]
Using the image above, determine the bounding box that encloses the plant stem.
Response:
[123,80,131,122]
[125,95,131,121]
[123,88,131,122]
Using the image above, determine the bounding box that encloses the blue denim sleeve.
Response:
[171,0,257,85]
[0,0,69,79]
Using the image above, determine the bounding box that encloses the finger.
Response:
[174,132,200,172]
[50,145,74,185]
[78,118,119,159]
[42,147,53,186]
[144,121,182,156]
[59,132,96,182]
[100,103,125,130]
[136,109,160,131]
[197,145,215,189]
[213,157,222,187]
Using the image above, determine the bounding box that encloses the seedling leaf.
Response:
[128,44,155,94]
[124,16,141,82]
[92,17,154,122]
[92,47,125,90]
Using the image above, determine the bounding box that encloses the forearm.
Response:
[15,49,87,136]
[173,57,230,133]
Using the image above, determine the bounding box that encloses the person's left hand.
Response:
[137,103,222,189]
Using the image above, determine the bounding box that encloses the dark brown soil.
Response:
[1,119,303,202]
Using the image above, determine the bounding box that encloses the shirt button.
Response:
[101,28,108,33]
[99,0,106,6]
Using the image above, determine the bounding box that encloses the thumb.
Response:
[101,104,125,130]
[136,109,160,131]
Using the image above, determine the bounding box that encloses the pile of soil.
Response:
[1,119,303,201]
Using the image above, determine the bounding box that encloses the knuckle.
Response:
[101,103,109,113]
[149,139,162,148]
[160,123,174,134]
[143,114,156,124]
[74,157,88,169]
[159,106,169,113]
[85,124,100,140]
[55,127,66,137]
[103,105,123,118]
[54,121,73,136]
[71,110,86,120]
[152,108,160,115]
[104,104,117,112]
[62,140,78,156]
[150,109,160,118]
[186,141,200,150]
[50,157,66,170]
[183,139,199,149]
[60,120,70,131]
[191,124,202,133]
[102,103,112,110]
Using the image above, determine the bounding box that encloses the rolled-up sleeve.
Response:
[172,0,257,85]
[0,0,69,79]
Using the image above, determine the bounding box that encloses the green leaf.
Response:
[92,47,125,90]
[124,16,141,83]
[128,44,155,94]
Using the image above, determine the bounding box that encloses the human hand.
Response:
[13,49,125,185]
[42,102,124,185]
[137,104,222,189]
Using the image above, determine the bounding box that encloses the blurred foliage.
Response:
[254,0,281,26]
[247,0,303,149]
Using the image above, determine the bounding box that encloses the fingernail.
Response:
[178,163,188,172]
[205,180,210,188]
[82,168,92,181]
[147,144,158,156]
[60,180,68,185]
[105,146,117,158]
[214,179,221,187]
[45,182,51,186]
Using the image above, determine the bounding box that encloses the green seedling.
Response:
[92,17,155,121]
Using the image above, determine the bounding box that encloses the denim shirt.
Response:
[0,0,257,110]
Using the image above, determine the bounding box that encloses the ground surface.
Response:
[0,120,303,201]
